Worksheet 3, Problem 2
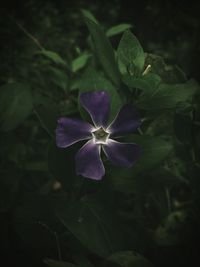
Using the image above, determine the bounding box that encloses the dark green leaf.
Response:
[108,135,173,193]
[55,191,144,257]
[117,30,145,76]
[71,54,91,72]
[127,134,173,173]
[122,73,161,90]
[83,15,120,86]
[81,9,99,24]
[0,82,33,131]
[37,50,68,67]
[49,67,69,91]
[137,80,198,110]
[55,198,113,257]
[106,24,132,37]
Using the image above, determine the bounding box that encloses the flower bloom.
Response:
[56,91,141,180]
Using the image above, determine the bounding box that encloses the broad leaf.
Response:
[55,192,145,258]
[108,135,173,193]
[118,30,145,76]
[83,14,120,86]
[133,135,173,173]
[55,198,113,257]
[137,80,198,110]
[122,73,161,90]
[127,134,173,173]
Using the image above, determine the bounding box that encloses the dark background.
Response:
[1,0,200,83]
[0,1,200,267]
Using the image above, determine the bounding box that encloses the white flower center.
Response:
[92,127,110,144]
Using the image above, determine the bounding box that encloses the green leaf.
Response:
[103,250,153,267]
[49,67,68,91]
[122,73,161,90]
[83,15,120,86]
[55,198,113,257]
[37,50,68,67]
[0,82,33,131]
[78,69,123,123]
[81,9,99,24]
[71,54,91,72]
[106,24,132,37]
[55,191,142,258]
[128,135,173,173]
[117,30,145,76]
[107,135,173,193]
[137,80,198,110]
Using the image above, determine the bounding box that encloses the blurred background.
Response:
[1,0,200,83]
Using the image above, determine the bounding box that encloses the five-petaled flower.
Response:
[56,91,142,180]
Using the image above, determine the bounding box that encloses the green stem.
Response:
[8,14,45,50]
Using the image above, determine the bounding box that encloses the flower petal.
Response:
[103,139,141,167]
[56,117,94,148]
[108,105,141,137]
[80,91,110,127]
[75,140,105,180]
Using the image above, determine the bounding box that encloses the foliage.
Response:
[0,4,200,267]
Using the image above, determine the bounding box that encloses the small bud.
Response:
[142,64,151,76]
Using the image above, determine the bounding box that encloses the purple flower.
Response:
[56,91,142,180]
